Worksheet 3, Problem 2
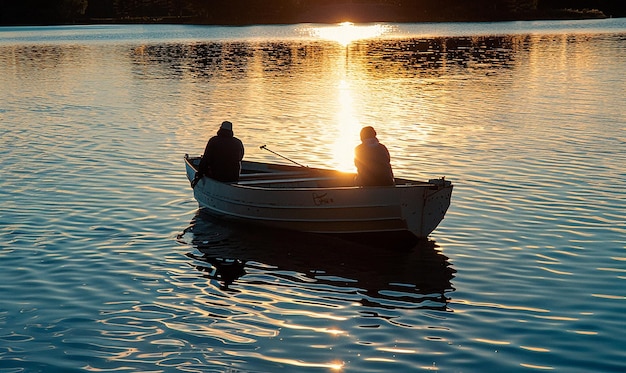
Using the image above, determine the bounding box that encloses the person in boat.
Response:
[354,126,395,186]
[192,121,244,187]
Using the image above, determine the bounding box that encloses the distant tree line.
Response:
[1,0,624,26]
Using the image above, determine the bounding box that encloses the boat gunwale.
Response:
[185,155,439,191]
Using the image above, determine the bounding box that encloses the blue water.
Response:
[1,19,625,372]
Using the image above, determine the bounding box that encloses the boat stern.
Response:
[184,154,200,183]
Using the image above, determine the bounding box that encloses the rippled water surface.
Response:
[1,19,625,372]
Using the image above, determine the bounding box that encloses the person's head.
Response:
[220,121,233,131]
[360,126,377,141]
[218,121,233,136]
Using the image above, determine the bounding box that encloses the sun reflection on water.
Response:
[332,79,362,172]
[305,22,394,46]
[311,23,394,171]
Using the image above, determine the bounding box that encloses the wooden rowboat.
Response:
[184,154,453,245]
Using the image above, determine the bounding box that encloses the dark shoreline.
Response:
[83,9,610,27]
[2,1,623,27]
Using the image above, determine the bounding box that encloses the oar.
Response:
[260,145,308,168]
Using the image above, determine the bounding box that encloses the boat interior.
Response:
[237,168,356,189]
[236,165,431,189]
[187,155,434,189]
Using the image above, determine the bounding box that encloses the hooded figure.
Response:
[354,126,395,186]
[197,121,245,183]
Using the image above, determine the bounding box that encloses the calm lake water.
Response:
[1,19,625,372]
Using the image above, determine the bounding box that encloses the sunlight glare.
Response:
[308,22,393,46]
[330,360,345,371]
[332,79,361,172]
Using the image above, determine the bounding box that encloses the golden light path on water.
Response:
[305,22,394,47]
[333,79,362,171]
[302,22,396,171]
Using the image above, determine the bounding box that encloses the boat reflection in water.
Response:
[178,211,456,311]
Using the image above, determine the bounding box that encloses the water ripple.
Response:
[1,23,626,372]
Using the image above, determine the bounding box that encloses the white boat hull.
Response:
[185,155,452,244]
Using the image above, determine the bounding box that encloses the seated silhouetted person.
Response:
[354,126,395,186]
[194,121,244,185]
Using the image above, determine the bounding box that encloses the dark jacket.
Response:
[354,138,395,186]
[198,129,245,182]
